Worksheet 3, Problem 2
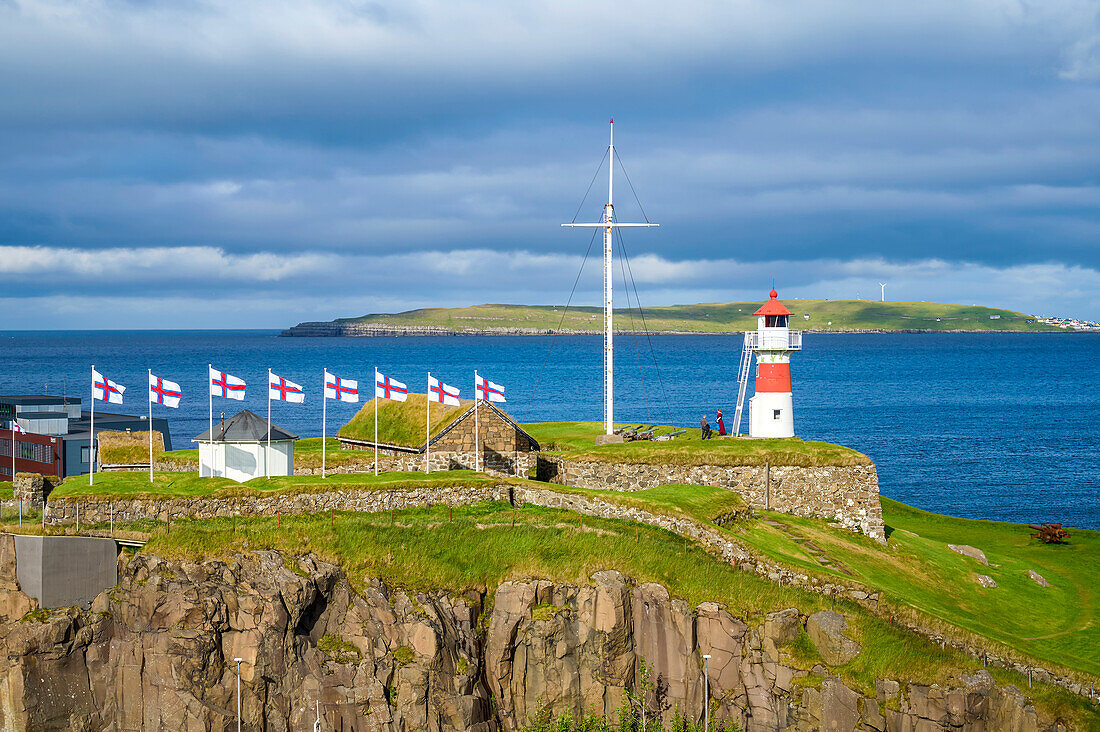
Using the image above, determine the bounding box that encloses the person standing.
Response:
[700,415,712,440]
[716,409,726,436]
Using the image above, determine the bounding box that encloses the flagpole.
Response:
[267,368,272,480]
[425,373,431,475]
[148,369,153,484]
[373,367,379,477]
[89,365,96,487]
[322,370,327,479]
[207,364,213,478]
[474,370,480,473]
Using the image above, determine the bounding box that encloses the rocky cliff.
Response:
[0,545,1073,731]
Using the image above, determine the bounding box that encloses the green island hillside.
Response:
[283,299,1065,335]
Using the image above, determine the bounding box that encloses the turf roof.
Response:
[337,394,474,449]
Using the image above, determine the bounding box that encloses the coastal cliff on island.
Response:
[280,301,1080,337]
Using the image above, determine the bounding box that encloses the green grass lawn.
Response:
[523,421,870,467]
[49,469,505,500]
[143,502,1095,727]
[714,493,1100,678]
[330,300,1057,333]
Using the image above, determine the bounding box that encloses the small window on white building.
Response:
[773,409,782,420]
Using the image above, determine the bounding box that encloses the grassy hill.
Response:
[320,299,1059,333]
[23,481,1092,725]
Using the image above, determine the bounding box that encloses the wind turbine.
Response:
[879,283,887,302]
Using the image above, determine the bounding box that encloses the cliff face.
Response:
[0,546,1069,731]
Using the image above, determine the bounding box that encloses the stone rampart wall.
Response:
[537,456,885,542]
[29,483,514,525]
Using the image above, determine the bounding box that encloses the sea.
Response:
[1,330,1097,530]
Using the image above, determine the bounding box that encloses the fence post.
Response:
[41,499,45,530]
[19,499,22,526]
[110,503,114,537]
[76,502,80,533]
[765,461,771,510]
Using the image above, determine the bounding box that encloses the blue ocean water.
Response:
[1,330,1097,529]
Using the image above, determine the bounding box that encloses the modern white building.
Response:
[747,286,802,438]
[192,410,297,482]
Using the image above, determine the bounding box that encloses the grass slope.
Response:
[524,421,870,467]
[338,394,469,446]
[581,484,1098,678]
[143,503,1095,727]
[334,300,1059,333]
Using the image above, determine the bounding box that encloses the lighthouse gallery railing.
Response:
[744,330,802,350]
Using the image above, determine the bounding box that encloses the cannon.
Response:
[1028,523,1070,544]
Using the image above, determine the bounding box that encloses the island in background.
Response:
[282,299,1097,336]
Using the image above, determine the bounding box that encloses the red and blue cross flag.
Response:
[209,367,246,400]
[148,374,181,408]
[374,371,407,402]
[324,371,359,403]
[475,373,506,403]
[428,375,460,406]
[92,368,126,404]
[269,373,305,403]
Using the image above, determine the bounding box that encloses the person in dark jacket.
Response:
[716,409,727,436]
[700,415,712,440]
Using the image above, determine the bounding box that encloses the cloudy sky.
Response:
[2,0,1099,328]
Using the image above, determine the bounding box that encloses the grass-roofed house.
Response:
[336,394,539,477]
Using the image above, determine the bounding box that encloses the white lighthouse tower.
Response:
[744,284,802,438]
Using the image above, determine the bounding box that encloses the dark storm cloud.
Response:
[1,0,1099,327]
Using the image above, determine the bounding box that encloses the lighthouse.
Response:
[746,285,802,438]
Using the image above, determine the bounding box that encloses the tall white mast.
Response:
[562,119,658,435]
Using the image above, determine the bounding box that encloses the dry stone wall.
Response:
[537,456,885,542]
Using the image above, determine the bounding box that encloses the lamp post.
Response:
[234,657,243,732]
[702,653,711,732]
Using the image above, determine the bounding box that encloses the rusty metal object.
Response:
[1028,523,1070,544]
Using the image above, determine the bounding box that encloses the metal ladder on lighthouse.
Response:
[732,332,753,436]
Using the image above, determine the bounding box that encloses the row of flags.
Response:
[81,366,509,484]
[89,367,507,408]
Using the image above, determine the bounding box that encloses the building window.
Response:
[773,409,782,420]
[81,446,91,464]
[20,443,34,460]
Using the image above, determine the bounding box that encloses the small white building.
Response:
[192,410,297,482]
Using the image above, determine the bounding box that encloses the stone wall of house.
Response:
[536,456,885,542]
[339,406,536,475]
[314,449,533,478]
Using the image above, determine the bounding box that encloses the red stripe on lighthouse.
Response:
[755,363,791,393]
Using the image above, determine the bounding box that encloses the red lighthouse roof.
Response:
[754,284,793,316]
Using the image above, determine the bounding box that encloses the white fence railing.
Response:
[744,330,802,350]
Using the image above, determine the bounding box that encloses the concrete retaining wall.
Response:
[13,535,118,609]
